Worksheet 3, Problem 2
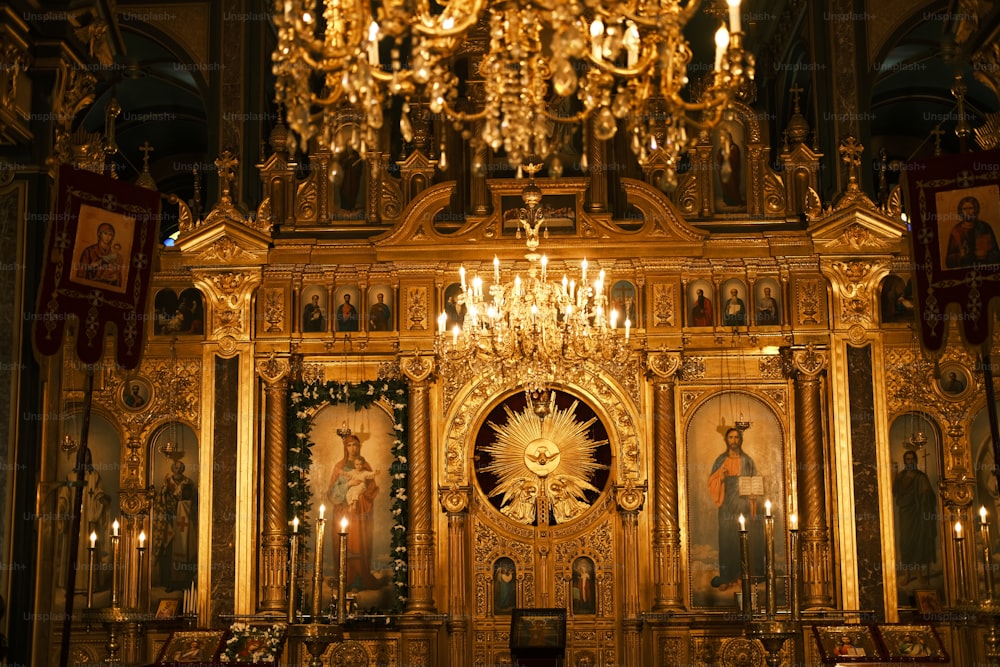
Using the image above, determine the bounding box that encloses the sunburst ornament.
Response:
[482,392,608,525]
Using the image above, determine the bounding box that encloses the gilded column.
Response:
[617,482,645,667]
[256,354,291,612]
[789,345,834,608]
[440,487,471,666]
[402,354,436,612]
[648,352,684,610]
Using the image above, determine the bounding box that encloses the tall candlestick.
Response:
[338,517,348,625]
[312,507,326,620]
[955,520,970,603]
[789,514,800,620]
[981,508,996,603]
[110,527,120,609]
[764,508,776,619]
[289,530,299,623]
[137,531,146,608]
[87,533,97,609]
[739,515,752,619]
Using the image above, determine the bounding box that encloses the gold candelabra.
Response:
[272,0,753,179]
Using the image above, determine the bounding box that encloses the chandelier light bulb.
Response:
[715,27,730,71]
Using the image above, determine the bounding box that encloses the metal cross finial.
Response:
[139,141,154,169]
[789,82,803,113]
[215,150,238,203]
[839,136,863,188]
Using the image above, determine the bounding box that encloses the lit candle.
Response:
[624,318,631,341]
[452,325,459,346]
[494,256,500,283]
[981,508,996,603]
[610,309,618,329]
[338,517,349,624]
[727,0,742,34]
[590,19,604,61]
[138,531,146,549]
[581,258,588,283]
[110,520,121,609]
[764,503,776,618]
[367,20,380,65]
[90,532,97,550]
[112,519,120,537]
[715,26,730,72]
[87,531,97,609]
[438,313,447,334]
[624,21,640,67]
[955,520,970,603]
[459,266,466,288]
[790,513,798,531]
[313,506,327,620]
[541,255,548,281]
[289,520,300,622]
[739,515,751,619]
[982,506,989,525]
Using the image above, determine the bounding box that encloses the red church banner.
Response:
[904,148,1000,352]
[34,165,161,369]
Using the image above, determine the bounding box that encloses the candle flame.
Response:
[765,500,772,517]
[955,520,963,537]
[790,513,798,530]
[341,517,348,532]
[738,514,746,531]
[319,504,326,520]
[112,519,119,536]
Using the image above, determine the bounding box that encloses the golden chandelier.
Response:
[435,166,632,396]
[272,0,753,175]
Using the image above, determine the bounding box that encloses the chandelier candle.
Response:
[312,505,326,620]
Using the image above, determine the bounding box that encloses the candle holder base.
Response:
[288,622,344,667]
[746,619,798,667]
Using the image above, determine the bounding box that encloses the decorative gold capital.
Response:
[438,486,470,514]
[789,343,828,378]
[256,352,290,385]
[647,351,681,380]
[401,352,433,383]
[939,478,976,511]
[615,479,647,513]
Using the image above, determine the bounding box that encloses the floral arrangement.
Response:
[220,622,287,664]
[287,379,409,611]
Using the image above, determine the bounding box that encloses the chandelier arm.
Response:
[582,49,661,78]
[403,0,488,37]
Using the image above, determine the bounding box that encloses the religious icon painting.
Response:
[753,278,781,327]
[120,377,152,411]
[570,556,596,615]
[333,286,361,333]
[719,278,749,328]
[71,203,136,295]
[155,630,226,665]
[301,286,328,334]
[609,280,637,329]
[887,413,943,608]
[54,413,121,605]
[685,392,787,609]
[474,390,612,527]
[443,282,467,330]
[493,557,517,615]
[153,287,205,336]
[149,422,200,593]
[366,285,394,332]
[880,274,914,325]
[813,625,882,662]
[306,401,398,610]
[687,279,715,328]
[936,362,971,400]
[874,624,948,661]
